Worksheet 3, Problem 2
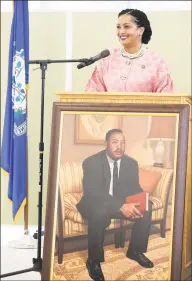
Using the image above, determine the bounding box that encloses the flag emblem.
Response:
[12,48,27,135]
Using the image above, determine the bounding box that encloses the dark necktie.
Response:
[113,161,118,195]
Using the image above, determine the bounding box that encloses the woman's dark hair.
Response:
[118,9,152,44]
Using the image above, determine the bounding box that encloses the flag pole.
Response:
[24,89,28,232]
[24,172,28,231]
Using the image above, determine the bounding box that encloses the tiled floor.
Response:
[1,246,41,280]
[1,225,41,280]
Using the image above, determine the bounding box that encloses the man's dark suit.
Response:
[76,150,152,262]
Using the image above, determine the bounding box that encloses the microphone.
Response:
[77,49,110,69]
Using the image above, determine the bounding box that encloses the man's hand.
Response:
[120,203,143,218]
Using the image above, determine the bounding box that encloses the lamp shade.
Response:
[148,116,176,139]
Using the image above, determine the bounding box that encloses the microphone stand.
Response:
[0,58,91,279]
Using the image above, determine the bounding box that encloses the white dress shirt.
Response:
[106,154,121,196]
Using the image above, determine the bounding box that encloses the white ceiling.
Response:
[1,1,191,12]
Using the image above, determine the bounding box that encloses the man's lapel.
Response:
[102,152,111,192]
[119,155,127,184]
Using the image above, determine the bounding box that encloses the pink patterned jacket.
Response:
[85,48,174,93]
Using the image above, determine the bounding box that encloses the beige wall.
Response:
[1,10,191,225]
[72,11,191,93]
[60,114,176,168]
[61,114,150,163]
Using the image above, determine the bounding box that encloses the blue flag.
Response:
[1,0,29,222]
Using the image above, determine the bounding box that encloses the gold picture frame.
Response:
[41,93,191,281]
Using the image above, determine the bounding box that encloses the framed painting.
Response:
[75,115,122,144]
[41,98,190,281]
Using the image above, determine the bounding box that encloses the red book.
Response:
[126,192,149,214]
